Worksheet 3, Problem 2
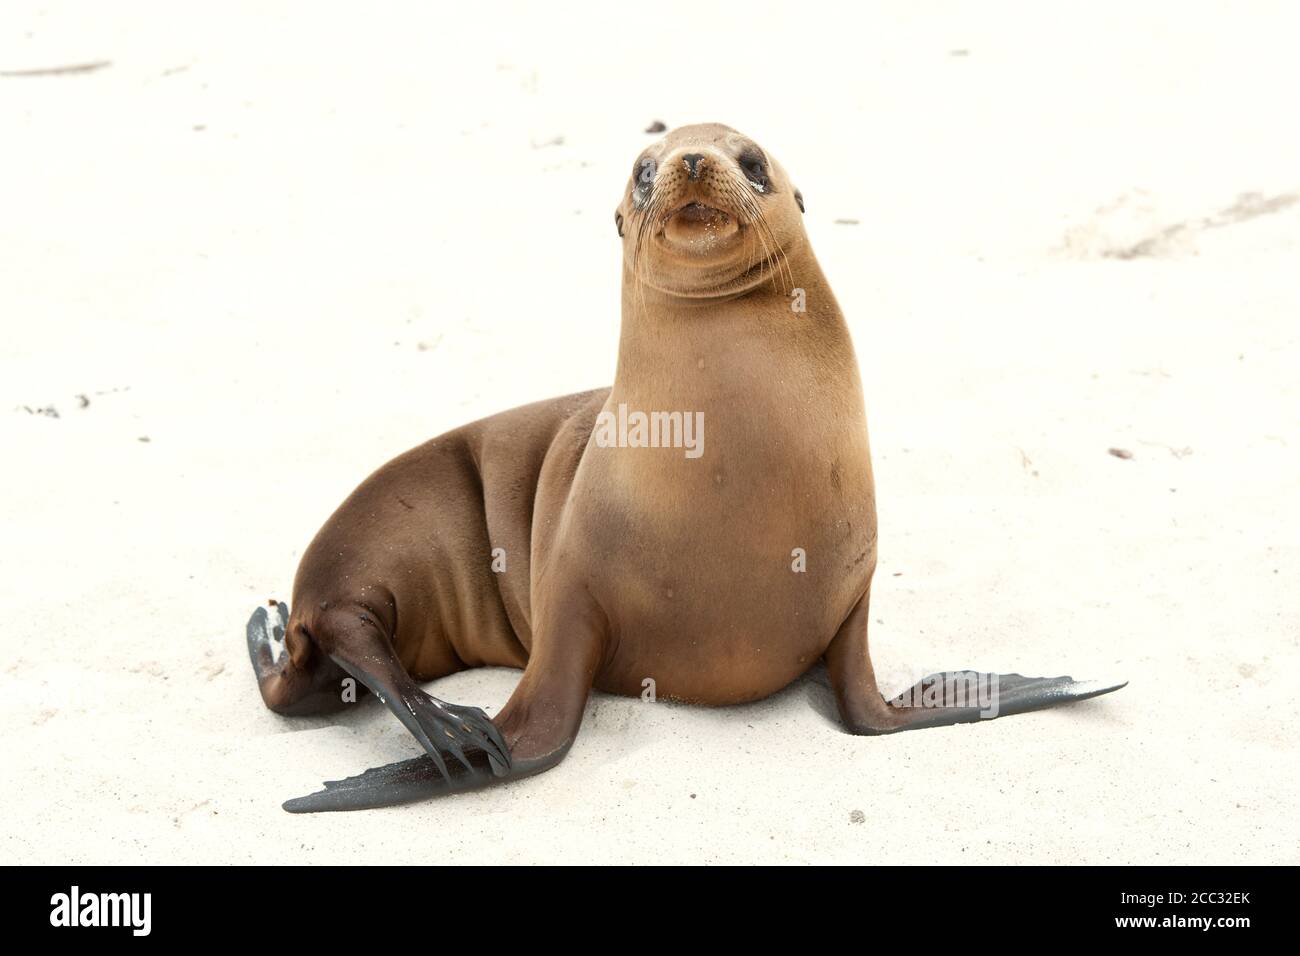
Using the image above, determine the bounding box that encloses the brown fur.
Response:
[253,125,1119,809]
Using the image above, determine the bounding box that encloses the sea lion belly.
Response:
[568,398,877,704]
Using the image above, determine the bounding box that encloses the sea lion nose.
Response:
[681,153,705,180]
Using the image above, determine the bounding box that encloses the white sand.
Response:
[2,2,1298,864]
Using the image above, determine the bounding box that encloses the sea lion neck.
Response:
[612,241,855,394]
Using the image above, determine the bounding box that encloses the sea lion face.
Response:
[615,123,806,297]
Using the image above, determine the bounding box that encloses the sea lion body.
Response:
[297,316,872,708]
[246,123,1122,812]
[289,390,605,683]
[571,288,874,704]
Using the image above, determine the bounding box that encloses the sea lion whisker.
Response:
[734,181,793,292]
[727,179,786,293]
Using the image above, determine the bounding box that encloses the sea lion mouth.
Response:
[660,199,742,252]
[671,201,731,225]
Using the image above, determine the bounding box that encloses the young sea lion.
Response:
[246,123,1124,812]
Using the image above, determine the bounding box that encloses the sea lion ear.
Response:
[794,190,805,214]
[614,210,625,237]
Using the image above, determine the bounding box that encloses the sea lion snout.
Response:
[659,145,727,187]
[643,145,751,254]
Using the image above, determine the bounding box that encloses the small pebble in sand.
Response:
[850,809,865,824]
[645,120,667,133]
[1108,447,1133,459]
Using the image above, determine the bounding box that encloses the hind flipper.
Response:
[246,601,289,678]
[282,748,561,813]
[284,753,491,813]
[313,604,510,781]
[869,670,1127,734]
[331,657,510,781]
[247,601,352,715]
[824,589,1126,735]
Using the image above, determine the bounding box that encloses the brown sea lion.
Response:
[246,123,1124,812]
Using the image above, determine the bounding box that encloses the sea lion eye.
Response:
[632,157,656,207]
[739,152,769,192]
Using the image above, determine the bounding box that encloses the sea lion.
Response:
[246,123,1125,812]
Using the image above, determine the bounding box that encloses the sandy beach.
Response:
[2,1,1297,864]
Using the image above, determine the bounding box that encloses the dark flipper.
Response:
[246,602,289,679]
[247,602,354,715]
[824,592,1127,736]
[247,598,510,810]
[869,670,1127,734]
[328,653,511,781]
[282,748,562,813]
[284,753,489,813]
[283,589,609,813]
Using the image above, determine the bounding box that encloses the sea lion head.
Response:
[615,123,806,298]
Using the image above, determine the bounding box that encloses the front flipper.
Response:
[870,670,1127,734]
[824,589,1126,735]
